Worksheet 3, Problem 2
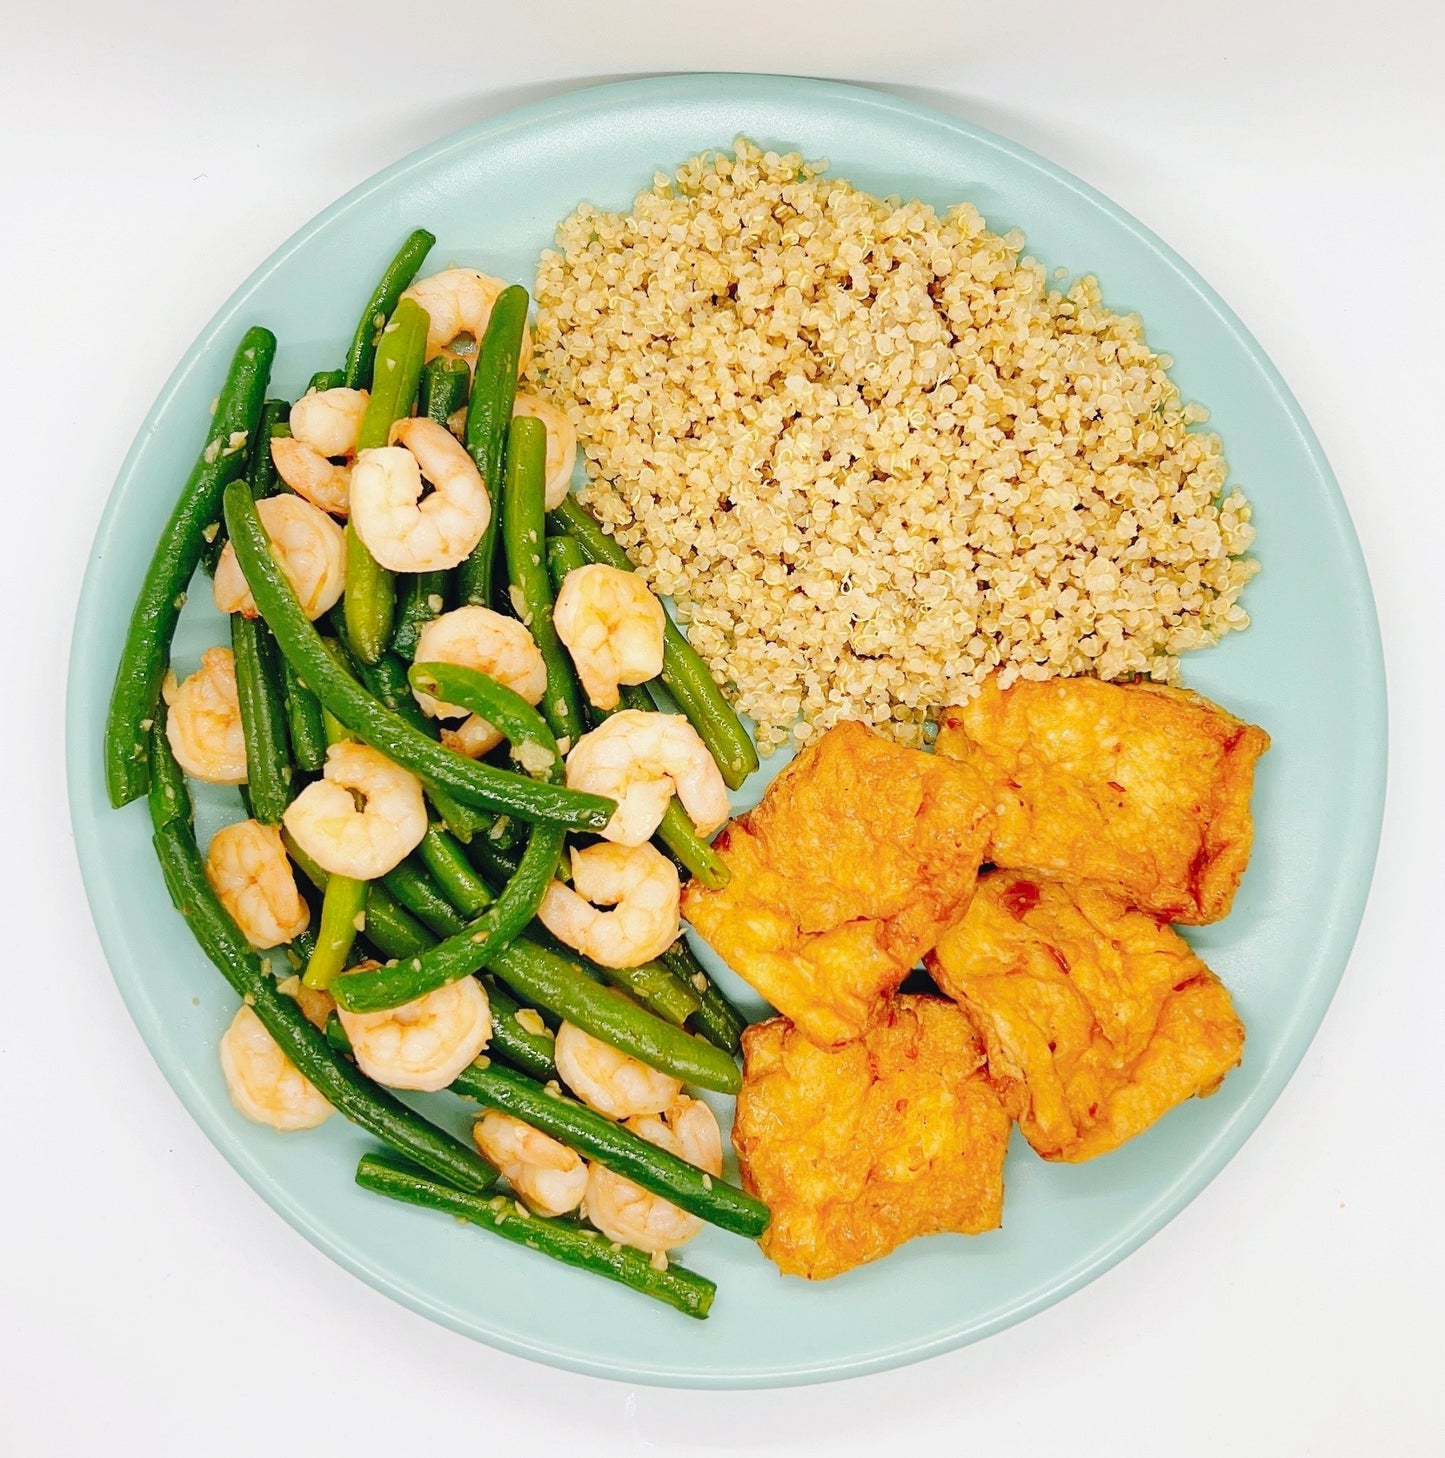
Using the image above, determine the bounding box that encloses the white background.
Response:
[4,2,1442,1453]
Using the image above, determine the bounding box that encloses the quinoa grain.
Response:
[532,140,1258,754]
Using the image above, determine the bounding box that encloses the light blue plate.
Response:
[67,74,1386,1387]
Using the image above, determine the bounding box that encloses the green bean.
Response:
[424,786,492,844]
[502,415,586,745]
[516,925,702,1030]
[481,981,558,1080]
[342,525,395,668]
[283,829,434,963]
[659,939,749,1056]
[285,921,318,973]
[146,731,495,1194]
[279,655,327,774]
[411,662,563,783]
[459,284,529,606]
[421,354,471,425]
[105,326,276,806]
[203,396,289,576]
[418,824,493,917]
[329,831,556,1008]
[305,874,368,989]
[380,858,466,939]
[329,618,434,733]
[391,574,448,661]
[343,228,435,391]
[332,663,566,1012]
[355,1152,714,1319]
[544,531,589,592]
[452,1061,763,1236]
[654,798,730,890]
[591,953,702,1027]
[222,482,616,829]
[344,296,430,663]
[230,615,293,825]
[325,1010,351,1053]
[555,495,758,790]
[484,937,741,1093]
[300,713,365,988]
[306,368,345,393]
[466,828,521,885]
[145,702,192,835]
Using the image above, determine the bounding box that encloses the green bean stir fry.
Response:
[103,234,761,1317]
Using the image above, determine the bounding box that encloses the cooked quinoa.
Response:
[531,139,1258,754]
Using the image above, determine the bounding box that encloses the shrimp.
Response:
[400,267,533,375]
[204,819,309,949]
[473,1110,588,1217]
[537,842,680,969]
[219,1004,332,1131]
[348,417,490,573]
[553,1021,682,1120]
[553,564,666,711]
[275,973,335,1032]
[163,646,247,784]
[511,393,577,510]
[585,1097,723,1253]
[213,493,347,621]
[281,741,427,880]
[565,709,730,846]
[336,975,491,1092]
[411,605,547,757]
[269,386,369,516]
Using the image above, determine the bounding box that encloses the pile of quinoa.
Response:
[531,139,1258,754]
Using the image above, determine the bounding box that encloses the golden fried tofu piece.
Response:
[927,872,1244,1162]
[734,996,1011,1279]
[936,676,1269,924]
[681,721,995,1047]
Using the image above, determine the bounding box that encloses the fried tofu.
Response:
[681,721,995,1047]
[927,872,1245,1162]
[936,676,1269,923]
[734,996,1012,1279]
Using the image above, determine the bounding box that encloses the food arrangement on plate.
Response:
[101,139,1267,1319]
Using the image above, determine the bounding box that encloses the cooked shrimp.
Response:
[473,1110,588,1217]
[281,741,427,880]
[400,266,533,375]
[219,1004,332,1131]
[553,1021,682,1120]
[440,715,502,759]
[565,710,730,846]
[538,842,680,969]
[585,1097,722,1253]
[204,819,309,949]
[292,386,369,456]
[511,393,577,509]
[348,417,490,573]
[411,605,547,756]
[553,564,666,710]
[163,646,247,784]
[213,493,347,620]
[269,386,369,516]
[275,973,335,1032]
[336,976,491,1092]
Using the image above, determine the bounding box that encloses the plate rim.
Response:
[66,71,1388,1387]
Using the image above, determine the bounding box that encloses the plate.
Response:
[67,74,1386,1387]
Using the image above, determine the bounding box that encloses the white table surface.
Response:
[5,2,1442,1453]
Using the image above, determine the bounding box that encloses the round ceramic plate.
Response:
[68,74,1385,1387]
